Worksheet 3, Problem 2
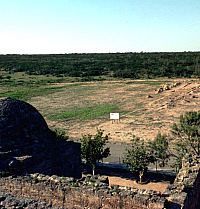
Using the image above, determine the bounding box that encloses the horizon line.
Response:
[1,51,200,55]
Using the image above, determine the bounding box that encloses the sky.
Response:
[0,0,200,54]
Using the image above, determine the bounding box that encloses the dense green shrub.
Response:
[0,52,199,78]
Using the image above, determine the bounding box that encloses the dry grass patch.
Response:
[29,78,200,142]
[1,73,199,143]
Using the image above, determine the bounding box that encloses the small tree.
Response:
[81,130,110,175]
[171,111,200,156]
[171,111,200,171]
[171,142,186,173]
[123,137,153,183]
[150,133,169,170]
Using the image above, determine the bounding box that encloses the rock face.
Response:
[0,97,49,146]
[0,97,81,178]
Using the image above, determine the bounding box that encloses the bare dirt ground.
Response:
[30,78,200,143]
[107,176,169,193]
[83,165,174,193]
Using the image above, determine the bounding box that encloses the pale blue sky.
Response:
[0,0,199,54]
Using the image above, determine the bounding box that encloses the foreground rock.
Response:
[0,157,199,209]
[0,97,81,177]
[0,191,59,209]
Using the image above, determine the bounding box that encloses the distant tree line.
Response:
[0,52,200,78]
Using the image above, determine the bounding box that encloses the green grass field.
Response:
[0,71,172,123]
[48,103,118,121]
[1,70,187,142]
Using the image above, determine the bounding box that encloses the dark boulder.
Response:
[0,98,81,178]
[0,97,49,147]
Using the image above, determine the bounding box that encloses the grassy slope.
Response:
[0,71,176,129]
[0,72,119,121]
[49,104,118,121]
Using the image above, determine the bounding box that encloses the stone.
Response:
[0,98,81,178]
[0,191,59,209]
[157,88,163,94]
[147,95,153,98]
[0,97,48,144]
[163,84,170,90]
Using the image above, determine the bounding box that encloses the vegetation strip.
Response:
[48,104,118,121]
[0,85,67,101]
[0,52,200,78]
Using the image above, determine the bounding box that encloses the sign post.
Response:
[110,113,120,123]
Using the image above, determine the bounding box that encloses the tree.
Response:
[81,130,110,175]
[150,133,169,170]
[170,142,186,173]
[171,111,200,156]
[171,111,200,172]
[123,137,153,183]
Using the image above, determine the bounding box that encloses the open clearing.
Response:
[31,78,200,142]
[0,72,199,142]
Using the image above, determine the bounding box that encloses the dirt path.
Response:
[107,176,169,193]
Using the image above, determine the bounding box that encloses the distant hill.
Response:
[0,52,200,78]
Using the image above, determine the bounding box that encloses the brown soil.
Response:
[30,78,200,142]
[107,176,169,193]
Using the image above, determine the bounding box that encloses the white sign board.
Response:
[110,113,120,120]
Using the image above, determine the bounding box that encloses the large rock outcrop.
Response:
[0,97,81,178]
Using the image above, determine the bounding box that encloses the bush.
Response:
[50,128,69,142]
[81,129,110,175]
[123,137,153,183]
